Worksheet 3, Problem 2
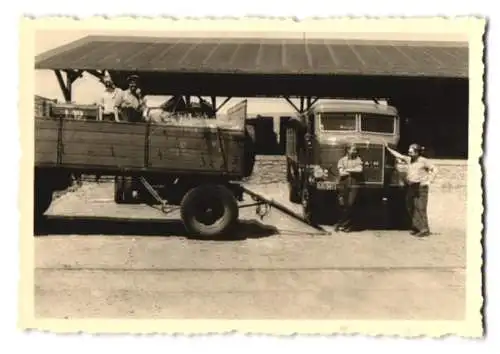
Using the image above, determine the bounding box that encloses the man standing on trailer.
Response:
[384,142,438,237]
[117,74,146,122]
[97,75,123,122]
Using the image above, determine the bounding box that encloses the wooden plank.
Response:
[35,140,59,155]
[35,128,59,141]
[61,154,144,167]
[35,118,59,129]
[59,131,144,144]
[148,153,242,173]
[62,120,148,135]
[149,125,244,138]
[149,136,243,153]
[35,119,60,165]
[62,143,145,159]
[62,130,145,146]
[150,146,243,161]
[36,151,58,164]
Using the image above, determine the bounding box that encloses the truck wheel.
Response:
[180,184,239,237]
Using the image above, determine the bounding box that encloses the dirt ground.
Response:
[34,182,467,320]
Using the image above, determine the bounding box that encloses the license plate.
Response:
[316,181,336,190]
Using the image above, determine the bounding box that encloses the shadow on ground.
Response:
[34,216,279,241]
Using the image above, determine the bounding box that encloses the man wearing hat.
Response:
[116,74,146,123]
[97,74,123,121]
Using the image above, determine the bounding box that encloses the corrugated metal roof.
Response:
[35,35,468,79]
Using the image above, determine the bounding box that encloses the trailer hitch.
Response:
[256,203,270,220]
[139,176,176,214]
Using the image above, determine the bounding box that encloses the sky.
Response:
[34,27,469,117]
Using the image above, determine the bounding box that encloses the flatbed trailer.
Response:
[35,99,325,237]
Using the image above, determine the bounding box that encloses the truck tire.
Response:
[180,184,239,237]
[242,125,256,177]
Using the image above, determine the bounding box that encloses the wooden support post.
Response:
[211,96,217,113]
[216,97,232,113]
[283,96,301,114]
[54,70,71,102]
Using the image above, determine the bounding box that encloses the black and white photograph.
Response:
[19,17,484,336]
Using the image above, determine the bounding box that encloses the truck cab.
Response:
[286,99,407,224]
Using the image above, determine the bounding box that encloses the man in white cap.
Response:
[97,74,123,122]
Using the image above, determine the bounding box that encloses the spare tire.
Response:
[180,184,239,237]
[242,124,256,177]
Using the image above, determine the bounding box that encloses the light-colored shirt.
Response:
[401,155,436,184]
[338,156,363,174]
[99,88,123,114]
[118,89,143,110]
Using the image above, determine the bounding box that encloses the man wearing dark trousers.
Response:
[385,142,438,237]
[335,144,364,232]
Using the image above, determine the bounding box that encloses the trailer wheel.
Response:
[180,184,239,237]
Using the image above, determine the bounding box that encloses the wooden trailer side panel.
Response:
[148,125,245,174]
[60,120,146,168]
[35,118,247,176]
[35,118,59,164]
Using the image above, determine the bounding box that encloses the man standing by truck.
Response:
[384,142,438,237]
[335,143,364,232]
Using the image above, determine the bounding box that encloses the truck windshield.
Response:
[360,114,395,134]
[319,112,356,132]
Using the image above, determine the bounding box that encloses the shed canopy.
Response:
[35,35,469,98]
[36,35,468,78]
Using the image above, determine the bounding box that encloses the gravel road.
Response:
[34,181,467,320]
